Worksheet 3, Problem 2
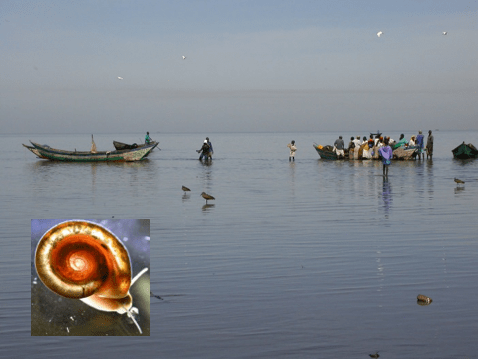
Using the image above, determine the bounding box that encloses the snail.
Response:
[34,220,148,334]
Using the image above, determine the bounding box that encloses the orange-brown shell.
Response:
[35,220,131,300]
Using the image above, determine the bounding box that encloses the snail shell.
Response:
[35,220,144,319]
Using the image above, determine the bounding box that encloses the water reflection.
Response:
[202,204,215,212]
[381,177,392,219]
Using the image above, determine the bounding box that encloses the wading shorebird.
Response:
[201,192,215,204]
[182,185,191,193]
[454,178,465,186]
[417,294,433,304]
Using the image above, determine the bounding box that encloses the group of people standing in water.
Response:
[338,130,434,176]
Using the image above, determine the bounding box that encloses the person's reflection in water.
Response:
[382,177,392,219]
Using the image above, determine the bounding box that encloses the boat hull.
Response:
[113,141,158,156]
[28,141,157,162]
[313,144,417,161]
[452,142,478,159]
[313,145,348,160]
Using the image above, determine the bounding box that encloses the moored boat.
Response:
[22,144,47,159]
[452,142,478,159]
[313,144,349,160]
[314,143,417,160]
[113,141,159,158]
[113,140,140,150]
[392,146,418,160]
[25,141,158,162]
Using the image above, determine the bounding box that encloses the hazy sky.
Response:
[1,0,477,134]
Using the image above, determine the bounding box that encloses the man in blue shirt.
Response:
[416,131,425,160]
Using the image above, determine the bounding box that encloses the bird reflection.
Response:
[202,204,215,211]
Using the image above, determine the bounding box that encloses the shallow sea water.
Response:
[1,131,478,358]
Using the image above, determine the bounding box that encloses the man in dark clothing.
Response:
[334,136,345,158]
[197,140,210,161]
[426,130,434,160]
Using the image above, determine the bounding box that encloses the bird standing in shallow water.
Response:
[201,192,215,204]
[369,352,380,358]
[182,185,191,193]
[454,178,465,186]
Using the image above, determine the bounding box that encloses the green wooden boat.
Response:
[26,141,157,162]
[452,142,478,159]
[313,144,349,160]
[23,144,47,159]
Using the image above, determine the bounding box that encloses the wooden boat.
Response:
[452,142,478,159]
[313,144,349,160]
[23,144,47,159]
[392,146,418,160]
[25,141,158,162]
[314,143,417,161]
[113,140,140,150]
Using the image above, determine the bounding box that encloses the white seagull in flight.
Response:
[377,31,383,37]
[182,56,186,60]
[117,77,123,80]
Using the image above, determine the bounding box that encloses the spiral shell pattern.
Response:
[35,220,131,299]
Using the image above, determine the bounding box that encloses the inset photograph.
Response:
[31,219,150,336]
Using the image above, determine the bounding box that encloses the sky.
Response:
[1,0,477,134]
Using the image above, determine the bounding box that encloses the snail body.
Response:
[35,220,148,333]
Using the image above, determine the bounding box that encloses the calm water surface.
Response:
[1,131,478,358]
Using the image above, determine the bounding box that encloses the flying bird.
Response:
[201,192,215,204]
[117,77,123,80]
[182,56,186,60]
[182,185,191,193]
[377,31,383,37]
[454,178,465,186]
[442,31,447,35]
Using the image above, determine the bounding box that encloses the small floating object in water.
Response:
[369,352,379,358]
[201,192,215,204]
[182,185,191,192]
[454,178,465,185]
[417,294,432,304]
[117,76,123,80]
[150,291,163,300]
